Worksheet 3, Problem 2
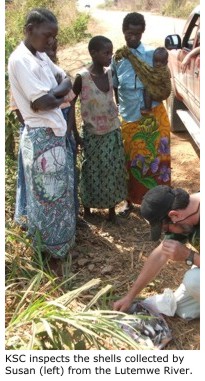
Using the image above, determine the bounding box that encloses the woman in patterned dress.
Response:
[72,36,127,223]
[8,8,76,270]
[112,12,171,216]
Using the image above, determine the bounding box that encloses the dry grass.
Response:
[55,0,78,27]
[69,199,200,350]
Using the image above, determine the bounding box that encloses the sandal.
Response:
[118,204,134,218]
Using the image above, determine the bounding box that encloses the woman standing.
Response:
[72,36,127,223]
[112,12,171,216]
[8,8,76,270]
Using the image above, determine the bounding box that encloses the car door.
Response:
[179,14,200,117]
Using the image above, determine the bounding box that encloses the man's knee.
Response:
[174,267,200,319]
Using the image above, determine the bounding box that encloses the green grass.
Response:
[5,268,149,350]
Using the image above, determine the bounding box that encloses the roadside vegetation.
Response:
[99,0,199,18]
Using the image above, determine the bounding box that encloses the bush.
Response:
[5,37,19,158]
[98,0,198,17]
[162,0,199,18]
[58,13,90,46]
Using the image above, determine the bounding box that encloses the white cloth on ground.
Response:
[174,266,200,320]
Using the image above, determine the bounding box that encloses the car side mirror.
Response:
[165,34,181,50]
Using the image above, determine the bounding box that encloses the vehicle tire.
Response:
[166,91,187,132]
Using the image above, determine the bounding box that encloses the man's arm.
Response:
[162,239,200,267]
[113,239,200,312]
[113,242,168,312]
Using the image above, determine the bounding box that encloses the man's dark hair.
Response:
[88,35,112,53]
[171,188,190,210]
[140,186,190,241]
[122,12,145,33]
[25,8,57,26]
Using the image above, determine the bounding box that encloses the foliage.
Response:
[5,156,17,219]
[99,0,199,17]
[162,0,199,18]
[6,0,90,46]
[58,12,91,46]
[5,38,19,158]
[98,0,115,8]
[5,266,148,350]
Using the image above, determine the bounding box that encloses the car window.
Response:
[187,24,199,49]
[183,14,200,50]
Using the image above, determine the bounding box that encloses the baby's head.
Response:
[153,47,168,68]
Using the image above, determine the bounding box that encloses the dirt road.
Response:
[59,8,185,77]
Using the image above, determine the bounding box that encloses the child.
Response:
[141,47,169,115]
[72,35,127,223]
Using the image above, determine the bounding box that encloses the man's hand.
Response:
[162,239,189,262]
[113,295,133,312]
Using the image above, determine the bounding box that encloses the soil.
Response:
[58,8,200,350]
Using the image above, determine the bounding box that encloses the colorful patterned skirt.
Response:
[121,103,171,205]
[14,124,27,228]
[21,127,76,258]
[80,128,127,208]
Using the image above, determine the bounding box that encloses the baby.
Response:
[141,47,168,115]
